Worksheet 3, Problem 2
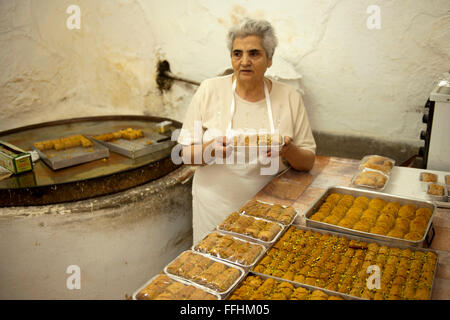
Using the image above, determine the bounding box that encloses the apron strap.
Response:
[228,78,275,135]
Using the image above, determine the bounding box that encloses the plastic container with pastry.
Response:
[359,155,395,174]
[239,200,298,225]
[426,183,448,202]
[352,168,389,190]
[132,274,220,300]
[164,250,244,295]
[192,231,266,268]
[217,212,284,245]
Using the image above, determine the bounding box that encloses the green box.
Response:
[0,141,33,174]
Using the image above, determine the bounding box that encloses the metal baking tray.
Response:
[192,231,267,270]
[239,200,299,226]
[91,131,174,159]
[351,168,390,191]
[132,273,221,300]
[163,250,246,298]
[217,213,285,247]
[33,138,109,170]
[304,186,436,248]
[253,224,439,300]
[246,272,360,300]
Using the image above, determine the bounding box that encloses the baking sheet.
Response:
[192,231,267,270]
[132,273,221,300]
[91,131,174,159]
[253,224,439,300]
[163,250,245,298]
[304,186,436,247]
[33,138,109,170]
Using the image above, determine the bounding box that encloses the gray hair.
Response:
[227,18,278,59]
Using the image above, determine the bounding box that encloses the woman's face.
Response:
[231,35,272,85]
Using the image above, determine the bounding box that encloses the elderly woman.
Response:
[178,18,316,244]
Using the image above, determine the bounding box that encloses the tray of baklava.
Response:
[217,212,285,247]
[228,273,347,300]
[305,186,436,248]
[193,231,266,269]
[132,273,220,300]
[251,225,438,300]
[239,199,299,226]
[89,127,174,159]
[164,250,245,297]
[33,134,109,170]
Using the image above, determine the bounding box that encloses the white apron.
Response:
[192,79,281,244]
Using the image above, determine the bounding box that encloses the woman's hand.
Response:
[181,136,232,166]
[274,136,315,171]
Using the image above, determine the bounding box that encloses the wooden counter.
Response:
[251,156,450,300]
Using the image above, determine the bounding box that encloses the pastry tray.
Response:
[33,138,109,170]
[304,186,436,248]
[163,250,246,298]
[132,273,221,300]
[239,199,299,226]
[246,272,360,300]
[217,213,285,247]
[91,131,175,159]
[192,231,267,270]
[252,224,439,300]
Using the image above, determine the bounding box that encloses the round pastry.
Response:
[353,196,370,209]
[346,207,364,220]
[398,204,417,219]
[338,218,355,229]
[368,198,387,211]
[409,216,428,234]
[353,221,371,232]
[386,228,405,239]
[404,231,423,241]
[415,207,432,220]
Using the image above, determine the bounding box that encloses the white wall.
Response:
[0,0,449,144]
